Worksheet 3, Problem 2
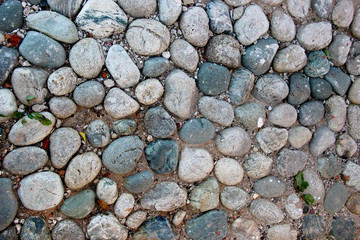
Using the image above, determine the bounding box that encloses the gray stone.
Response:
[112,119,137,136]
[0,226,19,240]
[235,102,266,130]
[302,169,325,204]
[231,6,244,20]
[225,0,251,6]
[325,95,346,132]
[3,146,48,176]
[234,4,269,45]
[297,21,332,51]
[180,7,211,47]
[65,152,102,190]
[243,152,273,180]
[253,73,289,105]
[142,57,171,77]
[170,39,199,72]
[228,68,255,105]
[20,216,51,240]
[342,161,360,190]
[302,215,326,239]
[309,125,335,156]
[206,34,241,68]
[197,63,231,96]
[73,81,105,108]
[348,77,360,104]
[158,0,182,26]
[348,105,360,140]
[207,0,232,34]
[145,140,178,174]
[178,147,213,182]
[19,31,65,69]
[271,9,296,42]
[50,127,81,169]
[47,0,83,18]
[332,0,354,27]
[312,0,334,19]
[198,97,234,127]
[243,38,279,75]
[250,199,284,224]
[49,97,77,119]
[104,88,139,119]
[256,127,288,153]
[298,101,325,126]
[26,11,78,44]
[215,127,251,157]
[164,69,198,119]
[96,178,118,205]
[133,216,175,240]
[285,194,303,220]
[276,149,308,178]
[346,192,360,215]
[69,38,104,79]
[317,154,342,179]
[144,106,176,138]
[0,0,23,32]
[304,51,330,78]
[328,34,352,66]
[60,189,95,219]
[287,0,310,18]
[214,157,244,185]
[47,67,78,96]
[254,176,286,198]
[331,217,359,240]
[260,0,283,4]
[324,67,351,96]
[287,72,311,105]
[0,89,17,122]
[87,213,128,240]
[268,103,297,127]
[346,41,360,75]
[288,126,312,149]
[52,220,85,240]
[85,119,110,148]
[18,171,64,211]
[118,0,156,17]
[273,44,307,73]
[324,183,348,214]
[352,8,360,38]
[220,186,250,211]
[336,134,357,158]
[179,118,215,144]
[309,77,332,100]
[141,182,187,212]
[0,178,18,232]
[135,78,164,105]
[114,193,135,218]
[123,171,154,193]
[190,177,219,212]
[126,211,147,229]
[126,19,170,56]
[0,47,18,86]
[230,217,260,240]
[267,224,297,240]
[102,136,144,175]
[8,112,55,146]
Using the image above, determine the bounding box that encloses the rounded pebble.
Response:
[52,220,85,240]
[85,119,110,148]
[96,178,118,205]
[49,97,77,119]
[215,127,251,157]
[135,79,164,105]
[87,213,128,240]
[73,81,105,108]
[214,158,244,185]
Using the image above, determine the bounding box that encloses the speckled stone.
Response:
[302,169,325,204]
[198,96,234,127]
[215,158,244,185]
[85,119,110,148]
[276,149,308,178]
[243,152,273,180]
[144,106,176,139]
[325,95,347,132]
[220,186,250,211]
[324,67,351,96]
[123,171,154,193]
[324,182,348,214]
[112,119,137,136]
[336,134,357,158]
[206,34,241,68]
[253,73,289,105]
[331,217,359,240]
[228,68,255,106]
[304,51,330,77]
[302,215,326,239]
[318,154,342,179]
[133,216,175,240]
[215,127,251,157]
[309,125,335,157]
[0,0,23,32]
[179,118,215,144]
[142,57,171,77]
[287,72,311,106]
[145,140,178,174]
[250,199,284,224]
[256,127,288,153]
[20,216,51,240]
[309,77,333,100]
[197,62,231,96]
[189,177,219,212]
[73,81,105,108]
[298,101,325,127]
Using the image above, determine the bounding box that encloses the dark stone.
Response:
[302,215,326,239]
[144,107,176,139]
[0,178,18,232]
[309,77,333,100]
[276,148,308,178]
[60,189,95,219]
[304,51,330,77]
[142,57,171,77]
[0,47,19,86]
[324,67,351,96]
[134,216,175,240]
[123,171,154,193]
[20,216,51,240]
[197,62,231,96]
[0,0,23,32]
[298,101,325,126]
[0,226,17,240]
[228,68,255,105]
[145,140,179,174]
[331,217,359,240]
[287,72,311,106]
[179,118,215,144]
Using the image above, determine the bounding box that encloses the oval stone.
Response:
[123,171,154,193]
[60,189,95,219]
[145,140,179,174]
[0,178,18,231]
[179,118,215,144]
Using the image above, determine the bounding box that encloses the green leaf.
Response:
[30,112,52,126]
[294,171,309,192]
[21,118,27,124]
[324,49,330,59]
[27,113,34,119]
[0,114,7,117]
[39,118,52,126]
[13,112,24,119]
[26,95,36,102]
[302,194,315,205]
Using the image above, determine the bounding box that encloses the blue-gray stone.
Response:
[242,38,279,75]
[186,210,228,240]
[112,119,137,136]
[85,119,110,148]
[0,226,17,240]
[298,101,325,126]
[0,0,23,32]
[144,107,176,139]
[20,216,51,240]
[302,215,326,240]
[60,189,95,219]
[102,135,144,174]
[235,102,266,130]
[179,118,215,144]
[253,176,286,198]
[206,0,232,34]
[309,77,333,100]
[47,0,83,18]
[0,47,19,86]
[228,68,255,105]
[28,0,42,4]
[324,67,351,96]
[317,154,342,179]
[312,0,333,19]
[252,73,289,105]
[73,81,105,108]
[142,57,171,78]
[304,51,330,77]
[324,182,348,214]
[0,178,18,232]
[19,31,66,69]
[134,216,175,240]
[197,62,231,96]
[287,72,311,106]
[145,139,178,174]
[331,217,359,240]
[123,171,154,193]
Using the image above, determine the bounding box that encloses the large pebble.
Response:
[336,134,357,158]
[52,220,85,240]
[253,73,289,105]
[287,0,310,18]
[253,176,286,198]
[18,171,64,211]
[178,147,213,183]
[0,178,18,231]
[102,136,144,174]
[0,47,19,86]
[309,77,332,100]
[312,0,334,18]
[207,0,233,34]
[69,38,104,79]
[309,125,335,156]
[179,118,215,144]
[235,102,266,130]
[273,44,307,73]
[170,39,199,72]
[158,0,182,25]
[328,34,351,66]
[332,0,354,27]
[230,217,260,240]
[96,178,118,205]
[234,5,269,45]
[250,199,284,224]
[206,34,241,68]
[268,103,297,127]
[352,8,360,38]
[141,182,187,211]
[197,63,231,96]
[133,216,175,240]
[85,119,110,148]
[346,41,360,75]
[114,193,135,218]
[302,169,325,204]
[287,72,311,105]
[288,126,312,149]
[271,9,296,42]
[65,152,102,190]
[104,88,139,119]
[144,106,176,138]
[324,182,348,214]
[276,149,307,178]
[215,127,251,157]
[215,158,243,185]
[87,213,128,240]
[243,152,273,179]
[0,0,23,32]
[118,0,156,17]
[47,67,78,96]
[285,193,303,220]
[47,0,83,18]
[123,171,154,193]
[325,95,346,132]
[142,57,171,77]
[317,154,342,179]
[304,51,330,78]
[112,119,137,136]
[135,79,163,105]
[220,187,250,211]
[342,161,360,190]
[198,97,234,127]
[145,139,178,174]
[126,211,147,230]
[348,105,360,140]
[256,127,288,153]
[348,77,360,104]
[331,217,359,240]
[298,100,325,126]
[346,192,360,215]
[297,21,332,51]
[20,216,51,240]
[0,89,17,122]
[324,67,351,96]
[268,224,297,240]
[73,81,105,108]
[228,68,255,105]
[60,189,95,219]
[190,177,219,212]
[302,215,326,239]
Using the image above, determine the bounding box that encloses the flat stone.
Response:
[273,44,307,73]
[342,161,360,190]
[352,8,360,38]
[126,211,147,230]
[69,38,104,79]
[170,39,199,72]
[256,127,288,153]
[302,215,326,239]
[65,152,102,190]
[331,217,359,240]
[0,178,18,232]
[123,171,154,193]
[304,51,330,78]
[220,186,250,211]
[18,171,64,211]
[271,9,296,42]
[324,67,351,96]
[346,41,360,75]
[47,0,83,18]
[309,77,332,100]
[228,68,255,105]
[336,134,357,158]
[207,0,232,34]
[254,176,286,198]
[144,106,176,138]
[0,47,18,86]
[298,100,325,127]
[178,147,213,183]
[230,217,260,240]
[60,189,95,219]
[348,77,360,104]
[268,224,297,240]
[133,216,175,240]
[47,67,78,96]
[250,199,284,224]
[190,177,219,212]
[348,105,360,140]
[96,178,118,205]
[87,213,128,240]
[197,63,231,96]
[73,81,105,108]
[52,220,85,240]
[287,72,311,105]
[112,119,137,136]
[159,0,182,25]
[114,193,135,218]
[297,21,332,51]
[309,125,335,156]
[85,119,110,148]
[145,139,178,174]
[141,182,187,211]
[0,0,23,32]
[20,216,51,240]
[102,136,144,174]
[285,193,303,220]
[215,158,243,185]
[142,57,171,77]
[312,0,334,19]
[234,4,269,45]
[179,118,215,144]
[50,127,81,169]
[317,154,342,179]
[0,89,17,122]
[302,169,325,204]
[206,34,241,68]
[268,103,297,128]
[198,97,234,127]
[276,149,308,178]
[235,102,266,130]
[328,34,352,66]
[288,126,312,149]
[118,0,156,17]
[346,192,360,215]
[253,73,289,105]
[243,152,273,180]
[215,127,251,157]
[324,182,348,214]
[104,88,139,119]
[332,0,354,27]
[325,95,347,132]
[287,0,310,18]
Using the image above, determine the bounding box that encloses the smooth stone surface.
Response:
[207,0,233,34]
[215,158,243,185]
[180,7,211,47]
[298,101,325,126]
[325,95,347,132]
[331,217,359,240]
[346,41,360,75]
[60,189,95,219]
[141,182,187,211]
[215,127,251,157]
[250,199,284,224]
[309,77,333,100]
[0,0,23,32]
[230,217,261,240]
[18,171,64,211]
[348,77,360,104]
[50,127,81,169]
[336,134,357,158]
[189,177,219,212]
[172,210,186,227]
[348,105,360,140]
[220,186,250,211]
[186,210,228,240]
[302,169,325,204]
[197,63,231,96]
[19,31,65,69]
[126,211,147,229]
[26,11,78,44]
[309,125,335,156]
[276,149,308,178]
[123,171,154,193]
[346,192,360,215]
[253,176,286,198]
[273,44,307,73]
[317,154,342,179]
[328,34,351,66]
[0,89,17,122]
[287,72,311,105]
[164,69,198,119]
[206,34,241,68]
[287,0,310,18]
[104,88,139,119]
[352,8,360,38]
[297,21,332,51]
[114,193,135,218]
[288,126,312,148]
[20,216,51,240]
[96,178,118,205]
[3,146,48,176]
[118,0,156,18]
[178,147,213,183]
[144,106,176,138]
[228,68,255,105]
[242,38,279,75]
[69,38,104,79]
[243,152,273,180]
[253,73,289,105]
[225,0,251,6]
[170,39,199,72]
[73,81,105,108]
[342,161,360,190]
[324,183,348,214]
[142,57,171,77]
[332,0,354,27]
[304,51,330,77]
[268,103,297,128]
[0,178,18,232]
[47,67,78,96]
[145,139,178,174]
[235,102,266,130]
[271,9,296,42]
[85,119,110,148]
[234,4,269,46]
[87,213,128,240]
[47,0,83,18]
[302,215,326,239]
[267,224,297,240]
[133,216,175,240]
[312,0,334,19]
[52,220,85,240]
[324,67,351,96]
[285,193,303,220]
[0,47,18,86]
[198,96,234,127]
[102,136,144,175]
[112,119,137,136]
[65,152,102,190]
[106,45,140,88]
[256,127,288,153]
[179,118,215,144]
[8,112,55,146]
[158,0,182,26]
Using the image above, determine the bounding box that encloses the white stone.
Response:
[297,21,332,51]
[260,0,283,5]
[118,0,157,18]
[47,67,78,96]
[198,97,234,127]
[0,89,17,122]
[215,127,251,157]
[287,0,311,18]
[159,0,182,26]
[49,97,77,119]
[225,0,251,6]
[343,161,360,190]
[104,88,140,119]
[271,9,296,42]
[215,158,244,185]
[332,0,354,27]
[256,127,288,153]
[288,126,312,149]
[135,79,164,105]
[285,193,303,220]
[273,44,307,73]
[170,39,199,73]
[172,210,186,226]
[96,178,118,205]
[114,193,135,218]
[87,213,128,240]
[268,224,297,240]
[126,211,147,229]
[352,8,360,39]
